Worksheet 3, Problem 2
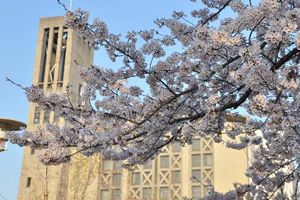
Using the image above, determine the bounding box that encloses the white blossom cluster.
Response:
[7,0,300,198]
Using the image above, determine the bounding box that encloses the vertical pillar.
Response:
[121,169,129,200]
[182,145,191,198]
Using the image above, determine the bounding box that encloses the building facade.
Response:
[18,16,249,200]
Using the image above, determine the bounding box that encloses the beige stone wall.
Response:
[67,154,100,200]
[214,143,249,193]
[94,138,248,200]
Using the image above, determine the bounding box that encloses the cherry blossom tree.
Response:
[6,0,300,198]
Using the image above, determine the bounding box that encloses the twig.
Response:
[6,77,27,91]
[0,193,7,200]
[57,0,69,12]
[201,0,233,26]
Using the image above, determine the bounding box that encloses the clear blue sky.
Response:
[0,1,197,199]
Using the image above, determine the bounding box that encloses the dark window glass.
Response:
[160,156,169,168]
[100,190,109,200]
[112,173,122,186]
[172,142,181,152]
[192,186,201,199]
[102,159,112,170]
[43,110,50,123]
[172,170,181,183]
[132,172,140,185]
[192,154,201,167]
[192,139,201,151]
[33,106,41,124]
[203,153,213,166]
[160,187,169,200]
[39,29,49,83]
[143,188,152,199]
[30,148,35,155]
[26,177,31,188]
[49,28,59,82]
[191,170,201,183]
[113,161,122,170]
[143,161,152,169]
[78,84,83,105]
[58,31,68,81]
[112,189,121,200]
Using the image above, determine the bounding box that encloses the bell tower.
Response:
[18,16,93,200]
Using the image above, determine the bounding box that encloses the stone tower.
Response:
[18,16,93,200]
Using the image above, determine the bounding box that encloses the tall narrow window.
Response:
[54,111,60,123]
[102,159,112,171]
[192,139,201,151]
[49,27,59,83]
[172,170,181,183]
[43,110,50,123]
[160,187,169,200]
[100,190,109,200]
[191,170,201,183]
[26,177,32,188]
[172,142,181,152]
[112,189,121,200]
[58,30,68,81]
[132,172,140,185]
[38,28,49,83]
[33,106,41,124]
[78,84,83,105]
[143,161,152,169]
[143,188,152,199]
[192,154,201,167]
[203,153,213,166]
[30,148,35,155]
[112,173,122,186]
[192,186,201,199]
[113,161,122,171]
[160,156,169,168]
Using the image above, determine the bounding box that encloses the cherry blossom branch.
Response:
[271,48,300,72]
[201,0,233,26]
